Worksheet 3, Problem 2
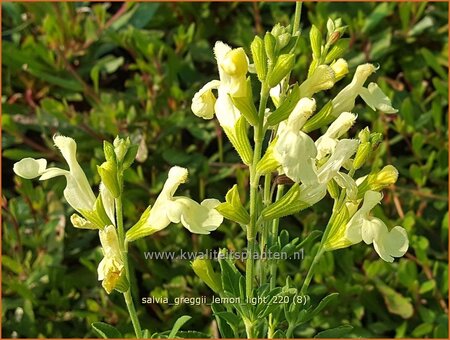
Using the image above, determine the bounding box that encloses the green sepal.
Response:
[79,195,114,229]
[251,35,267,81]
[223,116,253,165]
[103,141,116,163]
[327,178,340,200]
[309,25,322,59]
[302,100,334,133]
[267,84,301,126]
[268,54,295,88]
[122,144,139,170]
[264,32,277,61]
[262,184,305,221]
[216,184,250,225]
[230,79,258,126]
[114,273,130,293]
[324,38,350,64]
[307,58,319,78]
[192,258,223,293]
[125,205,153,242]
[353,142,371,170]
[256,138,280,174]
[97,161,120,198]
[323,205,352,251]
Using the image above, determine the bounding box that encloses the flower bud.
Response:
[327,31,341,45]
[277,32,292,50]
[98,161,120,198]
[368,165,399,191]
[330,58,348,81]
[309,25,322,59]
[299,65,335,98]
[192,258,222,293]
[251,36,267,81]
[353,142,371,170]
[358,127,370,143]
[303,100,334,133]
[222,48,248,77]
[268,54,295,88]
[103,141,116,163]
[264,32,277,61]
[113,136,131,162]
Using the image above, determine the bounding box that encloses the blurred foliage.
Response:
[2,2,448,338]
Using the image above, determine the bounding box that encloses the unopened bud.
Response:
[264,32,277,61]
[192,258,222,293]
[368,165,399,191]
[251,36,267,81]
[309,25,322,59]
[358,127,370,143]
[98,161,120,198]
[353,142,371,170]
[268,54,295,88]
[330,58,348,81]
[222,48,248,77]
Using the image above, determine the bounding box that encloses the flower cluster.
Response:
[191,24,408,262]
[13,136,223,293]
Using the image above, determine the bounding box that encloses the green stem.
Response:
[300,246,324,295]
[116,194,143,338]
[245,84,269,339]
[269,185,284,290]
[259,174,272,285]
[292,2,302,35]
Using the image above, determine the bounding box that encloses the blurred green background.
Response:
[2,2,448,338]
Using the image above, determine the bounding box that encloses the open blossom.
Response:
[126,166,223,242]
[14,135,96,211]
[315,111,357,160]
[97,225,124,294]
[13,135,114,229]
[324,190,408,261]
[331,63,397,117]
[274,97,317,185]
[191,41,248,129]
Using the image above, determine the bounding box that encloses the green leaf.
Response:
[168,315,192,338]
[375,280,414,319]
[315,325,353,338]
[419,280,436,294]
[91,322,122,338]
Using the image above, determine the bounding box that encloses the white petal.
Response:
[360,190,382,215]
[39,167,70,180]
[334,172,357,201]
[315,136,337,160]
[53,135,96,210]
[160,166,188,199]
[361,217,386,244]
[287,97,316,131]
[100,182,115,226]
[274,130,318,184]
[191,80,220,119]
[13,158,47,179]
[172,197,223,234]
[317,139,359,183]
[299,183,327,207]
[359,82,398,114]
[331,63,376,116]
[215,92,241,129]
[324,112,357,139]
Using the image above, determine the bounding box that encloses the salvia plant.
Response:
[12,3,409,339]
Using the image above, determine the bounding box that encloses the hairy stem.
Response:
[116,189,142,338]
